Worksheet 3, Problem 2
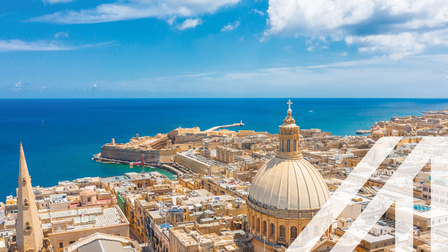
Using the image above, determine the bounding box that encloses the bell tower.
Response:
[16,142,44,252]
[277,99,302,159]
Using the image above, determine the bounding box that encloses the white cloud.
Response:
[346,29,448,60]
[221,20,240,31]
[0,39,114,52]
[31,0,240,24]
[307,45,315,52]
[0,40,74,52]
[42,0,74,4]
[12,81,32,91]
[55,32,69,38]
[346,32,425,60]
[93,54,448,98]
[264,0,448,59]
[250,9,265,16]
[178,18,203,30]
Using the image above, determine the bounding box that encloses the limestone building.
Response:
[216,146,242,163]
[247,100,332,251]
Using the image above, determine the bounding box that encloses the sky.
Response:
[1,0,448,98]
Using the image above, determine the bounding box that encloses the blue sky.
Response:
[1,0,448,98]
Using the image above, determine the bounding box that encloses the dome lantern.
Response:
[277,99,302,159]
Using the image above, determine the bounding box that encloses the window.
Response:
[294,140,296,151]
[291,227,298,239]
[263,221,267,234]
[271,223,275,236]
[282,140,285,151]
[287,140,290,152]
[257,218,260,232]
[59,242,63,248]
[280,226,286,238]
[69,241,75,245]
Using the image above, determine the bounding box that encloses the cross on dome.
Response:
[287,99,292,110]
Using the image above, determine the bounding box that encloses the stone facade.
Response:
[174,153,210,174]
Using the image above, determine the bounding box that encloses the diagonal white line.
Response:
[329,137,447,252]
[287,137,402,252]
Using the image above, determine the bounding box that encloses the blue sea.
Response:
[1,98,448,201]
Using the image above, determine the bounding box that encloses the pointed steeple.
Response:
[16,142,44,252]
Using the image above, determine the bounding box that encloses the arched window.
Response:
[263,221,267,234]
[280,226,286,238]
[291,227,298,239]
[294,140,296,151]
[271,223,275,236]
[314,225,318,235]
[282,140,285,151]
[252,216,255,229]
[257,218,260,232]
[287,140,290,152]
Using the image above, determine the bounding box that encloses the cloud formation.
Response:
[31,0,240,24]
[0,40,73,52]
[264,0,448,59]
[178,18,203,30]
[250,9,265,16]
[221,20,240,31]
[0,39,114,52]
[55,31,69,38]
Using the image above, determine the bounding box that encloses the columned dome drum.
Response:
[247,100,332,251]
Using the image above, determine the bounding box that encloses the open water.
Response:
[1,98,448,201]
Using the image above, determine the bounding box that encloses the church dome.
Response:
[248,157,329,211]
[248,99,329,213]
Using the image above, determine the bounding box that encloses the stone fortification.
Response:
[174,153,211,174]
[101,145,174,163]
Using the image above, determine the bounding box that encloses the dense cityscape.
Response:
[1,101,448,252]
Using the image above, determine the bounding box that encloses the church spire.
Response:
[17,142,44,252]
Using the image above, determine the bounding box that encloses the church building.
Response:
[247,100,332,251]
[10,143,52,252]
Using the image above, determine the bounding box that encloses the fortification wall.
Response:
[101,145,166,163]
[174,153,210,174]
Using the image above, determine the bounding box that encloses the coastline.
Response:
[1,98,448,201]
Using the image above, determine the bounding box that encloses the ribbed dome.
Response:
[248,157,329,211]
